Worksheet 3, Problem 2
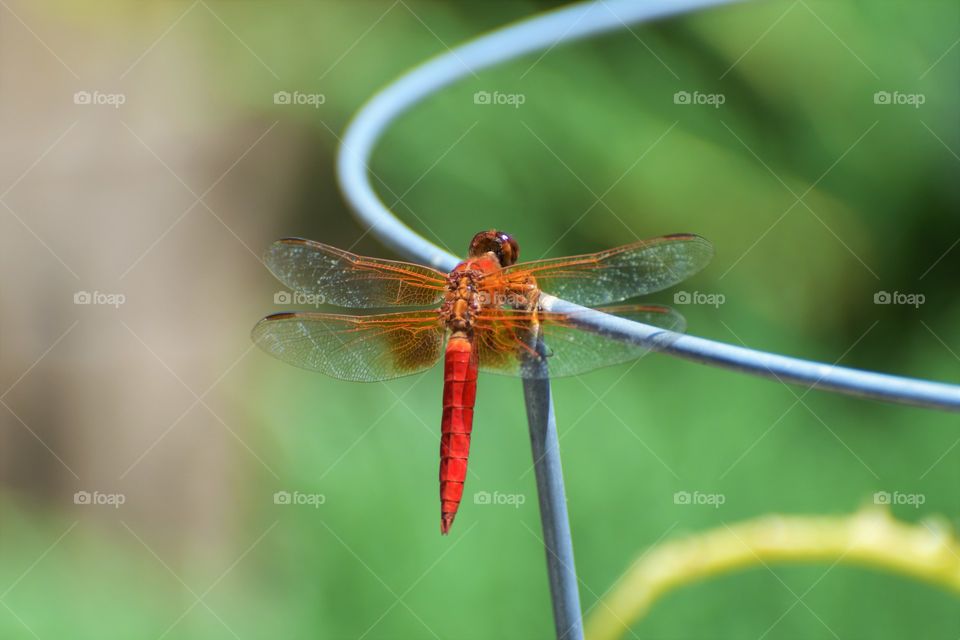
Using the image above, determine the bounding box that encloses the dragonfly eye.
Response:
[468,230,519,266]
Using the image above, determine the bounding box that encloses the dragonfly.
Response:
[252,230,713,534]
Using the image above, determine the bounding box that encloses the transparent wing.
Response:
[489,234,713,306]
[252,310,444,382]
[265,238,448,308]
[473,305,685,379]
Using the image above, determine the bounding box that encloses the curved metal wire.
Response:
[335,1,960,638]
[338,0,960,413]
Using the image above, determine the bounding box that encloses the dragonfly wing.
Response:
[493,234,713,306]
[252,310,445,382]
[474,305,685,379]
[266,238,448,308]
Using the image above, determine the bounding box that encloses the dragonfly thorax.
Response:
[442,268,484,332]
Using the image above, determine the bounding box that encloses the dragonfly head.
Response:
[467,230,519,267]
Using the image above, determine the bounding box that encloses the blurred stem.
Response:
[585,506,960,640]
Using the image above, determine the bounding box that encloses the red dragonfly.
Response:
[253,230,712,534]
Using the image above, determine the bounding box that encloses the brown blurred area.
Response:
[0,1,311,558]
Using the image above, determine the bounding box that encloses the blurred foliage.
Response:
[4,1,959,638]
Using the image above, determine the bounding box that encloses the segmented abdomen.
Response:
[439,333,477,535]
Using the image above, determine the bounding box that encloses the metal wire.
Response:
[521,342,582,640]
[338,0,960,414]
[336,0,960,638]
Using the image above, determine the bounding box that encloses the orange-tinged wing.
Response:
[487,234,713,306]
[265,238,448,308]
[473,305,684,378]
[252,310,444,381]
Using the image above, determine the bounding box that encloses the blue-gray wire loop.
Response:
[337,0,960,413]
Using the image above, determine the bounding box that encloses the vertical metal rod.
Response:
[522,343,583,640]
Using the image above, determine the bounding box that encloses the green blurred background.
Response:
[0,1,957,638]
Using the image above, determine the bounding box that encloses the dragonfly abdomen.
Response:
[439,332,477,535]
